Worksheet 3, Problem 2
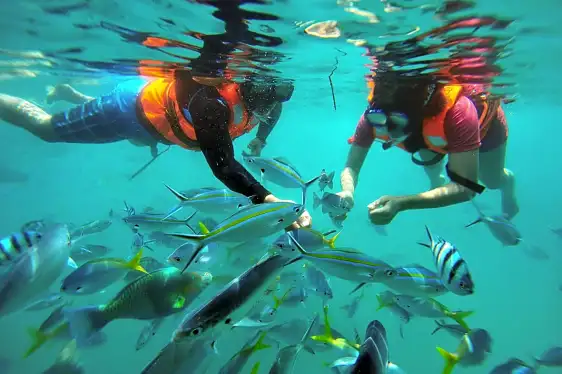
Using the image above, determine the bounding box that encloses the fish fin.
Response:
[313,192,321,210]
[64,306,108,346]
[241,331,271,356]
[162,205,183,220]
[424,225,433,247]
[127,249,148,273]
[180,243,205,273]
[431,320,444,335]
[327,171,335,189]
[67,257,78,269]
[326,231,341,249]
[375,294,388,311]
[464,218,482,228]
[306,175,321,188]
[163,183,189,202]
[445,310,473,332]
[436,346,460,374]
[286,232,309,255]
[399,324,405,339]
[198,221,210,235]
[182,210,197,227]
[166,232,206,241]
[250,362,260,374]
[349,282,367,295]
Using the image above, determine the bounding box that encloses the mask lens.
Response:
[366,109,387,127]
[389,112,409,128]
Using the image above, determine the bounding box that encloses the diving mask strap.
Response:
[446,163,485,194]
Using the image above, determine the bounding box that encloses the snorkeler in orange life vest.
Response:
[334,72,518,226]
[0,71,312,229]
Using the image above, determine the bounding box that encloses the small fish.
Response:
[64,268,212,345]
[70,220,112,240]
[273,228,340,253]
[419,226,474,296]
[42,340,84,374]
[534,346,562,367]
[123,211,196,232]
[466,203,521,246]
[431,320,469,339]
[136,318,165,351]
[140,254,293,374]
[0,229,43,265]
[69,244,111,262]
[490,358,537,374]
[549,226,562,239]
[313,192,352,216]
[287,232,395,284]
[383,294,473,331]
[341,289,364,318]
[0,224,71,317]
[168,202,304,270]
[148,231,185,249]
[318,169,335,192]
[382,264,449,297]
[131,230,157,255]
[268,315,318,374]
[521,244,549,261]
[61,250,148,295]
[281,286,309,308]
[329,212,346,229]
[219,331,271,374]
[164,185,252,218]
[242,154,320,206]
[305,265,333,301]
[24,293,65,312]
[375,291,411,338]
[437,328,493,374]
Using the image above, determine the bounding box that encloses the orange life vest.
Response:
[369,83,498,154]
[137,78,259,150]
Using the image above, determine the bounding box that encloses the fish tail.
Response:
[465,218,482,228]
[436,346,460,374]
[198,221,210,235]
[183,211,198,233]
[424,225,433,246]
[446,310,473,332]
[250,331,272,353]
[326,231,341,249]
[375,294,389,311]
[327,171,335,189]
[23,327,52,358]
[127,248,148,273]
[274,286,294,308]
[250,362,261,374]
[286,232,308,255]
[163,183,188,202]
[313,192,321,210]
[63,306,108,347]
[431,320,445,335]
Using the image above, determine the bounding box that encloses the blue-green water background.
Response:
[1,1,562,373]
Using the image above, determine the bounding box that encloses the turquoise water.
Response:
[1,1,562,373]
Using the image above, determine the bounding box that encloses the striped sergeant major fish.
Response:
[0,230,42,265]
[418,226,474,296]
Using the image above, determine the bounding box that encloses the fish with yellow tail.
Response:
[436,328,493,374]
[218,331,271,374]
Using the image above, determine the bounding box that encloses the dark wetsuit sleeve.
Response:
[256,102,282,143]
[189,91,271,203]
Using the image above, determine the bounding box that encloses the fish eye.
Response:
[224,318,232,324]
[76,286,82,291]
[295,207,301,212]
[191,328,200,336]
[384,269,396,276]
[277,218,284,223]
[174,257,181,262]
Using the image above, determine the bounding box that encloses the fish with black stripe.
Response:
[0,230,42,265]
[418,226,474,296]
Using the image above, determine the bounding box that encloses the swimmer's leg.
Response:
[479,142,518,219]
[0,94,57,141]
[46,84,94,105]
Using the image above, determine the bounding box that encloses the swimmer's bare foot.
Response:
[501,168,519,220]
[46,84,93,105]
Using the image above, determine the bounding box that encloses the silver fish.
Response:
[431,319,469,339]
[419,226,474,296]
[123,211,196,232]
[305,265,333,301]
[381,264,448,297]
[272,228,339,253]
[70,220,112,239]
[268,315,318,374]
[0,224,71,317]
[534,346,562,367]
[318,169,335,192]
[466,202,521,246]
[140,254,293,374]
[341,289,364,318]
[490,358,536,374]
[313,192,352,216]
[24,292,65,312]
[136,318,166,351]
[69,244,111,262]
[164,185,252,217]
[242,154,320,206]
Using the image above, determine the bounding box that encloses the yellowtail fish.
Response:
[381,264,449,297]
[383,294,473,331]
[163,185,253,218]
[136,318,166,351]
[436,328,493,374]
[0,229,42,265]
[310,304,359,355]
[69,219,112,240]
[242,154,320,206]
[268,314,318,374]
[60,249,148,295]
[0,224,71,317]
[123,210,197,232]
[63,268,212,345]
[218,331,271,374]
[140,254,293,374]
[419,226,474,296]
[273,228,340,253]
[168,202,304,271]
[286,232,395,284]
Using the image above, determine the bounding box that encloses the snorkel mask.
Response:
[365,108,410,149]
